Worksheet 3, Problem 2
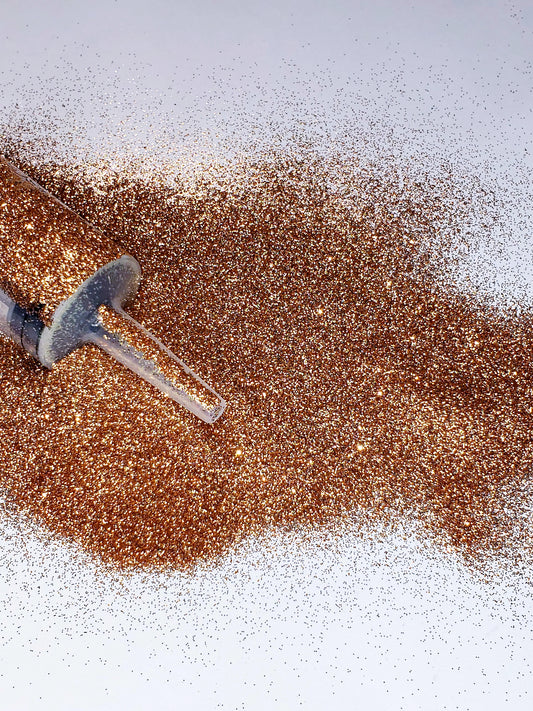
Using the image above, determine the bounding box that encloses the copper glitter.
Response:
[0,148,532,571]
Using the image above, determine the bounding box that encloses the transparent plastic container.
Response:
[1,256,226,423]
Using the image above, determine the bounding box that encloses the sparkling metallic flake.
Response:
[0,149,532,571]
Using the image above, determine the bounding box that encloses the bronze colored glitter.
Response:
[0,148,532,571]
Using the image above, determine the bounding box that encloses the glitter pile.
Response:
[0,147,532,571]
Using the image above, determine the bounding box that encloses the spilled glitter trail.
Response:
[0,144,532,571]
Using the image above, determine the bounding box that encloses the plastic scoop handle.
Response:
[86,307,226,423]
[0,287,44,358]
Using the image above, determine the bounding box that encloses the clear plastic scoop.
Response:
[1,256,226,423]
[92,305,224,420]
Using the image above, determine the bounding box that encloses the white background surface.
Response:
[0,1,532,709]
